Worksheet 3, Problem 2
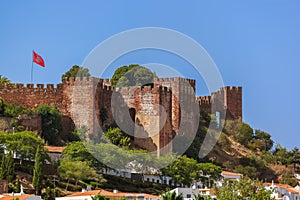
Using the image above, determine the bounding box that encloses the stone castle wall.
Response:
[0,77,242,154]
[196,86,242,120]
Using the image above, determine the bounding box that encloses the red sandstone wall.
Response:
[0,76,242,154]
[117,85,173,154]
[0,83,63,110]
[158,86,172,154]
[197,86,242,121]
[224,86,242,120]
[154,77,196,135]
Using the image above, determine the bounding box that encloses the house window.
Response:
[152,179,155,182]
[147,178,150,182]
[157,180,159,183]
[186,194,191,198]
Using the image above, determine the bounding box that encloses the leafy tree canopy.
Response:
[62,141,102,169]
[58,158,105,189]
[215,177,273,200]
[110,64,157,87]
[162,155,199,187]
[198,162,222,180]
[0,131,48,162]
[0,75,10,85]
[102,127,131,147]
[35,105,62,145]
[162,191,183,200]
[61,65,90,81]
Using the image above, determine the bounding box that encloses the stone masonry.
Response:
[0,77,242,154]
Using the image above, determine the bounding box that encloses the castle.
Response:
[0,77,242,155]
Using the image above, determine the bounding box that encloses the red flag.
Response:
[33,51,45,67]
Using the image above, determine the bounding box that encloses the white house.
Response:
[265,182,300,200]
[169,187,200,200]
[221,170,242,181]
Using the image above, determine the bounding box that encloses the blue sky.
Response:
[0,1,299,150]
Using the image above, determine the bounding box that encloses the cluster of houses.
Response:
[1,146,300,199]
[1,169,300,200]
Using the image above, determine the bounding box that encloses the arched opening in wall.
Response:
[129,108,136,140]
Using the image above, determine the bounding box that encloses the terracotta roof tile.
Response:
[45,146,64,153]
[65,189,160,199]
[221,170,242,176]
[0,194,33,200]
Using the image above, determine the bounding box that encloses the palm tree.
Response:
[91,193,109,200]
[162,191,183,200]
[0,75,10,85]
[193,194,212,200]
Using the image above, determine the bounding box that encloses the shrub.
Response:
[4,102,31,117]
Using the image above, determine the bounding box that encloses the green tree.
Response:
[0,151,15,182]
[253,130,274,151]
[198,163,222,180]
[162,156,199,187]
[4,102,32,117]
[102,127,131,147]
[61,65,90,81]
[273,144,292,165]
[33,145,43,195]
[35,105,62,145]
[0,131,47,163]
[280,173,298,187]
[193,194,212,200]
[162,191,183,200]
[111,64,157,87]
[70,125,89,141]
[62,141,102,169]
[215,177,273,200]
[0,75,10,85]
[42,186,60,200]
[234,122,253,146]
[234,165,259,179]
[58,159,104,189]
[91,193,110,200]
[289,147,300,170]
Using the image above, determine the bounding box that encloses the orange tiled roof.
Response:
[221,170,242,176]
[264,182,300,194]
[45,146,64,153]
[286,187,300,194]
[0,194,33,200]
[65,189,160,199]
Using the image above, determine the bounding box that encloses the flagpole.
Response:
[31,61,33,83]
[31,50,34,83]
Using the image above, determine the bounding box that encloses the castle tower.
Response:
[153,77,198,136]
[199,86,242,121]
[222,86,242,120]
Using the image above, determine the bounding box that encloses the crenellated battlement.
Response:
[218,86,242,92]
[0,74,242,154]
[0,83,64,92]
[154,77,196,87]
[116,85,170,94]
[196,96,211,104]
[101,85,114,91]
